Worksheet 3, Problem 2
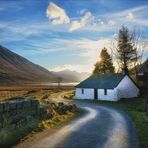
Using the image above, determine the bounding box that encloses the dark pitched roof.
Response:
[76,73,125,89]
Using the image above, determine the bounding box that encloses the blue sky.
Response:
[0,0,148,72]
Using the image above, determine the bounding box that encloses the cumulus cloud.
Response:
[69,11,92,32]
[46,2,70,25]
[45,4,148,32]
[126,12,134,20]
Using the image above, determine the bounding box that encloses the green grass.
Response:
[38,111,80,130]
[63,91,75,99]
[76,97,148,148]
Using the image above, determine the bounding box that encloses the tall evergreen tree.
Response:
[93,48,114,74]
[117,26,137,74]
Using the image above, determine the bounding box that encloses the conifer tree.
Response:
[117,26,137,74]
[93,48,114,74]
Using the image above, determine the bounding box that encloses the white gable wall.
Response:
[75,88,94,100]
[116,75,139,99]
[98,89,118,101]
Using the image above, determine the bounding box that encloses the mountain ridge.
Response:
[0,45,90,85]
[51,70,90,83]
[0,45,57,85]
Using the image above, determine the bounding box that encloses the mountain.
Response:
[0,45,57,85]
[51,70,90,83]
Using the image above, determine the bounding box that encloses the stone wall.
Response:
[0,98,77,129]
[0,99,44,129]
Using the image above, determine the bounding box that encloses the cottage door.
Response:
[94,88,98,100]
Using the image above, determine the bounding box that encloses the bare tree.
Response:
[130,28,145,74]
[57,77,62,88]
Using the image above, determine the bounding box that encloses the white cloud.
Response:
[108,20,116,26]
[0,21,54,41]
[46,2,70,25]
[84,6,148,31]
[45,4,148,32]
[69,21,82,32]
[69,11,92,32]
[100,21,104,25]
[48,38,113,72]
[126,12,134,20]
[104,6,146,18]
[18,37,113,72]
[55,38,113,66]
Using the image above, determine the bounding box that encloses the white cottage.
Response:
[75,73,139,101]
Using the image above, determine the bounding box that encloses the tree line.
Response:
[93,26,144,78]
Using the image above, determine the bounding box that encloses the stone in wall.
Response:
[0,97,78,130]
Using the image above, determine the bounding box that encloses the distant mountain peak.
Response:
[51,70,90,83]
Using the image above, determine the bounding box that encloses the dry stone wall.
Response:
[0,98,78,129]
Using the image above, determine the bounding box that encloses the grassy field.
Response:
[0,86,77,147]
[0,85,74,101]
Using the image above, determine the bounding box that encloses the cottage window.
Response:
[82,89,84,94]
[104,89,107,95]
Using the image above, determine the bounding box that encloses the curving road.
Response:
[15,92,138,148]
